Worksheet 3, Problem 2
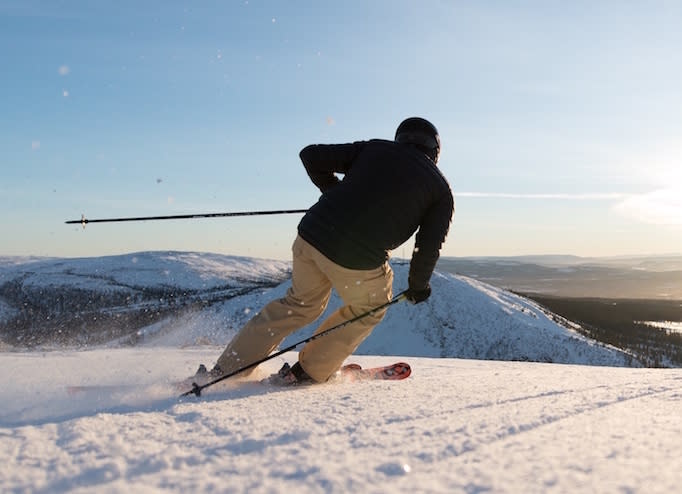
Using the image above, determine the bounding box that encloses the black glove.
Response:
[405,285,431,304]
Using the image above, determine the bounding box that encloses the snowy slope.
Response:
[0,252,679,493]
[0,251,291,292]
[0,252,292,348]
[0,350,680,493]
[0,252,635,366]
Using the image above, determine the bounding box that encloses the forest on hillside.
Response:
[521,294,682,367]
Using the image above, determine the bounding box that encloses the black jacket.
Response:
[297,139,454,290]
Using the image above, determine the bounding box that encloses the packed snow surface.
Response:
[1,350,680,493]
[1,252,680,492]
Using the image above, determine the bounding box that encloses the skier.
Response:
[198,117,454,385]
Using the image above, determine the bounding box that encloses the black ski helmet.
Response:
[394,117,441,163]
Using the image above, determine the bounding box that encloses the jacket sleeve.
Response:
[409,189,455,290]
[299,142,365,192]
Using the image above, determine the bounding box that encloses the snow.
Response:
[637,320,682,335]
[1,350,681,493]
[0,252,634,365]
[1,253,680,492]
[0,251,291,292]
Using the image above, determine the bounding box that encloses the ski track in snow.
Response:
[1,350,681,493]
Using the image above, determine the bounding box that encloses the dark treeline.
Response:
[0,280,275,348]
[522,294,682,367]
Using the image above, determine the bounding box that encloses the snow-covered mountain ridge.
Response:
[0,251,634,366]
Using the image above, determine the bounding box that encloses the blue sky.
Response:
[1,1,681,260]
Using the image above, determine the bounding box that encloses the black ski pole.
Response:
[65,209,308,227]
[179,290,408,398]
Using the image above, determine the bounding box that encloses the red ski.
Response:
[262,362,412,387]
[338,362,411,382]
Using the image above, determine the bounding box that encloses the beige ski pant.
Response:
[216,235,393,382]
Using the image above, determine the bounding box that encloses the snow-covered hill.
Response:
[1,252,679,493]
[0,252,633,366]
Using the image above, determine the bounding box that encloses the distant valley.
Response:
[437,254,682,300]
[437,255,682,366]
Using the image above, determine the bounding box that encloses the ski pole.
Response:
[179,290,408,398]
[65,209,308,227]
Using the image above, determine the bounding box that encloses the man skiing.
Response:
[201,117,454,385]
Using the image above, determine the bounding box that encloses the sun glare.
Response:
[614,186,682,225]
[613,146,682,226]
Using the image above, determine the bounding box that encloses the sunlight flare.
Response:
[613,187,682,225]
